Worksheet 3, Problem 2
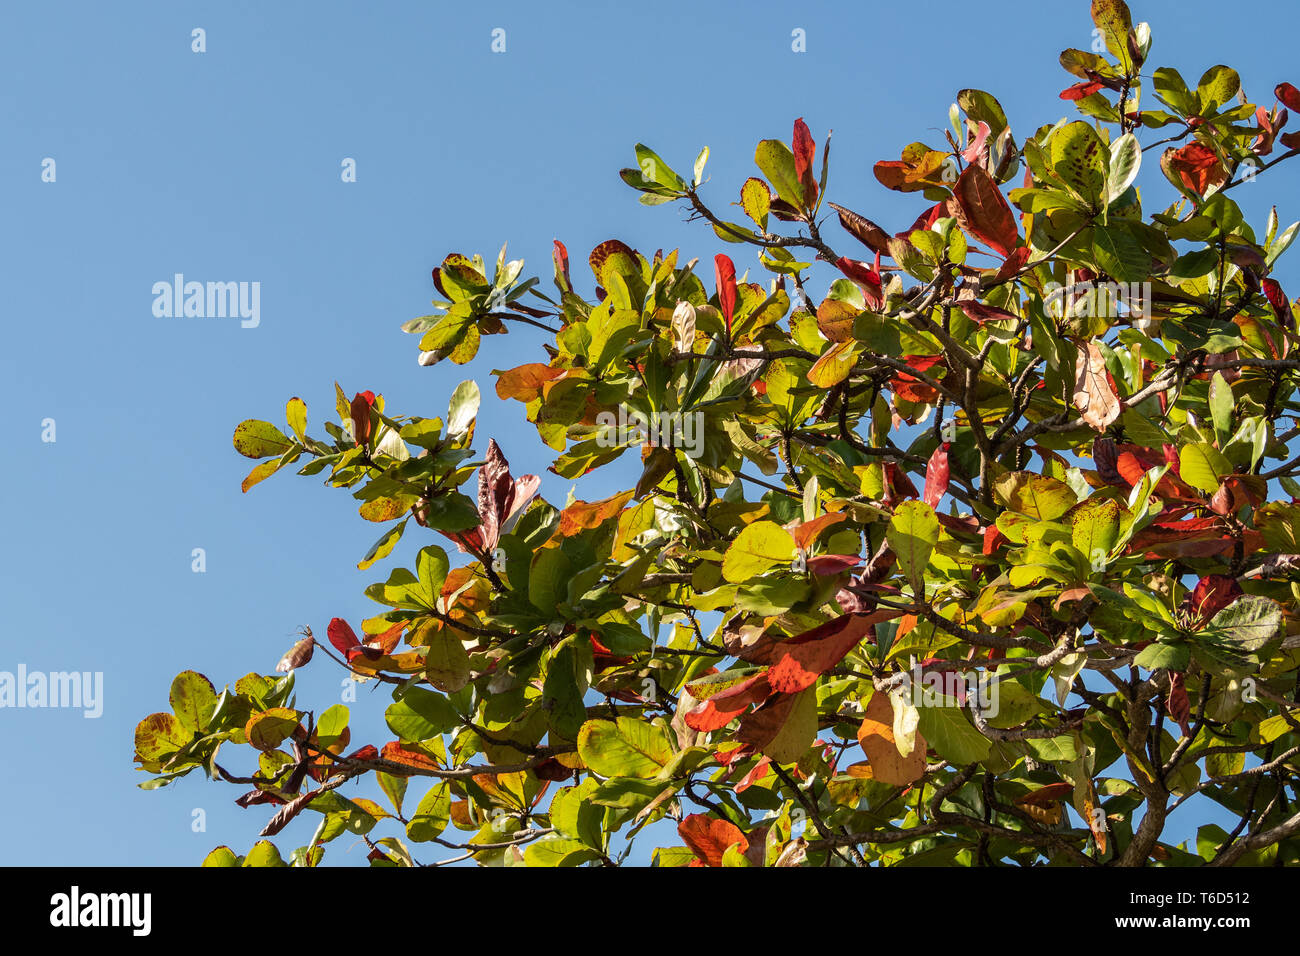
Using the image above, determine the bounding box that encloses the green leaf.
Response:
[741,177,771,230]
[406,782,451,842]
[233,420,293,459]
[241,840,287,867]
[358,518,408,571]
[1256,711,1299,745]
[1208,372,1233,442]
[693,146,709,186]
[424,626,472,693]
[1023,734,1079,763]
[1133,641,1190,671]
[524,835,600,867]
[201,846,239,867]
[1179,442,1231,493]
[915,705,990,765]
[446,380,480,440]
[1199,595,1284,664]
[1106,132,1141,204]
[1091,0,1135,73]
[577,717,673,779]
[412,545,450,609]
[529,547,572,612]
[1092,223,1150,282]
[888,501,939,593]
[386,686,460,742]
[244,707,300,751]
[544,637,588,741]
[1196,65,1240,113]
[634,144,685,192]
[721,520,796,583]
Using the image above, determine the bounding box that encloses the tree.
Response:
[136,0,1300,867]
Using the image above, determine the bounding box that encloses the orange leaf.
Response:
[495,363,563,403]
[557,490,635,537]
[678,814,748,867]
[380,741,441,776]
[767,614,874,694]
[857,691,927,786]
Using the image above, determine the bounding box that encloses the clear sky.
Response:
[2,0,1297,865]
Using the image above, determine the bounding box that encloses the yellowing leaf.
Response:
[721,520,796,583]
[994,472,1078,520]
[807,339,862,388]
[577,717,673,779]
[1179,442,1231,493]
[233,419,293,459]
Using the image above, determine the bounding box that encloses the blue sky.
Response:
[2,0,1297,865]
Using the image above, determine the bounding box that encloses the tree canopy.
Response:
[136,0,1300,867]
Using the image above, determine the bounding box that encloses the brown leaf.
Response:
[827,202,891,255]
[1072,340,1121,431]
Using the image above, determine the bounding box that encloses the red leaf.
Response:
[767,614,875,694]
[1164,142,1227,197]
[1180,574,1242,629]
[951,163,1018,258]
[923,443,950,508]
[379,742,440,775]
[957,300,1019,324]
[806,554,863,575]
[327,617,359,655]
[1166,672,1192,737]
[260,787,322,837]
[714,254,737,331]
[678,814,748,867]
[684,673,772,732]
[1060,81,1104,100]
[735,756,773,793]
[835,257,883,309]
[1016,782,1073,806]
[451,439,541,556]
[350,391,376,446]
[792,118,818,208]
[1263,277,1290,325]
[992,246,1034,283]
[882,461,919,504]
[961,121,991,163]
[552,239,571,292]
[1277,83,1300,112]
